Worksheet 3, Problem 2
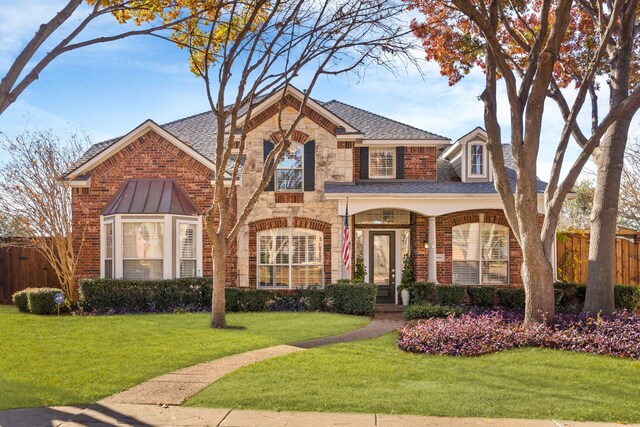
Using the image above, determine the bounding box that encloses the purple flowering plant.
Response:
[397,309,640,359]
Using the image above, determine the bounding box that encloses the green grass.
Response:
[186,333,640,423]
[0,305,368,410]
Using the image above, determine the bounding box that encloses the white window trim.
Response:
[452,222,509,285]
[175,217,203,278]
[369,146,396,179]
[275,142,304,192]
[467,142,488,178]
[101,214,202,280]
[100,216,115,278]
[257,227,324,289]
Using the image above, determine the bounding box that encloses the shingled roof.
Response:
[73,95,450,171]
[324,167,547,195]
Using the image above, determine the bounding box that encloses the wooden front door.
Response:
[369,231,396,303]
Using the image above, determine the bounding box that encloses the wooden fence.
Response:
[0,240,60,303]
[556,232,640,285]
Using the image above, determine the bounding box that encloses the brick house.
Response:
[64,87,554,304]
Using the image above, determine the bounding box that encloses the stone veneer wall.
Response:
[235,106,354,287]
[72,130,238,285]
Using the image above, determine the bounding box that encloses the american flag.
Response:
[342,200,351,270]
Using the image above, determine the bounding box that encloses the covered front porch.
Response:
[335,196,547,304]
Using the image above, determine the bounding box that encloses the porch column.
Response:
[428,216,438,283]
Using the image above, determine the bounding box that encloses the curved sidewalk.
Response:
[101,317,403,406]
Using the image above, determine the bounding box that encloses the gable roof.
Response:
[67,120,216,178]
[71,90,450,176]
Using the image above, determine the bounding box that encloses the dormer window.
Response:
[369,147,395,178]
[470,144,484,175]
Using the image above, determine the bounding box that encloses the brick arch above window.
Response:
[248,216,332,287]
[449,210,510,228]
[269,130,310,144]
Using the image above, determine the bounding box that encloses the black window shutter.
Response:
[359,147,369,180]
[303,140,315,191]
[396,147,405,179]
[263,140,275,191]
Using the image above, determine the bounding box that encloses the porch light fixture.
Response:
[424,240,429,249]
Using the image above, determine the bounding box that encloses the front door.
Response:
[369,231,396,303]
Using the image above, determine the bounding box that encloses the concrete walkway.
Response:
[1,404,637,427]
[101,317,403,406]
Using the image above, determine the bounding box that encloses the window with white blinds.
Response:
[452,223,509,285]
[101,216,200,280]
[122,222,164,280]
[178,223,197,278]
[104,222,114,279]
[258,228,323,288]
[369,148,395,178]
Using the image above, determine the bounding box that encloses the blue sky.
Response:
[1,0,638,182]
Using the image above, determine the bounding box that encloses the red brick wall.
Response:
[403,147,437,180]
[411,210,524,286]
[352,146,438,181]
[72,130,238,285]
[247,216,332,287]
[352,147,361,180]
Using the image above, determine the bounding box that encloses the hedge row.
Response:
[400,281,640,312]
[77,278,377,316]
[12,288,68,315]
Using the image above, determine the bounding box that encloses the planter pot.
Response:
[401,289,410,306]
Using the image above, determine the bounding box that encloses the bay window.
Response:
[101,215,201,280]
[122,222,164,280]
[452,223,509,285]
[258,228,323,288]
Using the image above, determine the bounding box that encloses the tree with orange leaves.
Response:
[406,0,640,323]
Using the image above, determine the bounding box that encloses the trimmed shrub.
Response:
[554,282,586,309]
[79,277,212,314]
[497,288,525,310]
[300,287,326,311]
[436,285,465,306]
[399,282,436,304]
[27,288,64,315]
[12,288,32,312]
[403,303,462,320]
[239,289,273,311]
[554,282,640,312]
[325,283,377,316]
[614,285,640,312]
[466,286,497,308]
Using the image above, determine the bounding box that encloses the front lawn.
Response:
[186,333,640,423]
[0,305,368,410]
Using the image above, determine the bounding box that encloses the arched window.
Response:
[257,227,323,288]
[276,143,303,191]
[452,223,509,285]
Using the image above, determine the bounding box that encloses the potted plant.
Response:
[399,254,415,306]
[398,283,411,306]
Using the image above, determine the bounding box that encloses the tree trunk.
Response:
[521,237,556,324]
[584,9,634,314]
[211,244,227,328]
[584,118,631,314]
